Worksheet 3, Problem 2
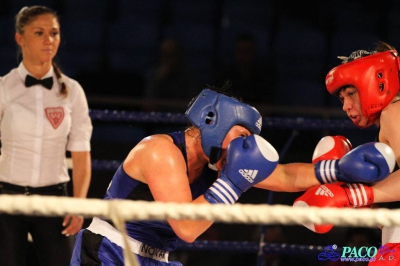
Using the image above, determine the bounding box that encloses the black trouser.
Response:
[0,182,74,266]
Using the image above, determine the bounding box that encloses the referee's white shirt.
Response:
[0,63,93,187]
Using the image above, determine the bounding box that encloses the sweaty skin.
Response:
[337,85,400,203]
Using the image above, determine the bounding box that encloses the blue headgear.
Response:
[185,89,262,164]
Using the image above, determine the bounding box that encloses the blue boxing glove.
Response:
[315,142,396,184]
[204,135,279,204]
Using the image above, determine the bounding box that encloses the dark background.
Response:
[1,0,396,265]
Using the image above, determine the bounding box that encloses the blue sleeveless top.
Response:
[102,131,211,251]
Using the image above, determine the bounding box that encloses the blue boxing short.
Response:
[71,218,183,266]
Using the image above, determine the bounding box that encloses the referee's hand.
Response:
[62,215,84,236]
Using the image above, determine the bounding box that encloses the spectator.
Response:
[214,33,276,105]
[144,37,201,112]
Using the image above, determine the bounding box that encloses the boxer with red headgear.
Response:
[326,48,400,128]
[323,41,400,265]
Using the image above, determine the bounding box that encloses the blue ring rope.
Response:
[89,109,369,130]
[176,240,325,255]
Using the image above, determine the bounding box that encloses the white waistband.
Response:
[87,217,169,262]
[382,226,400,245]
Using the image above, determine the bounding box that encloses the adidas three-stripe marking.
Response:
[206,178,241,204]
[315,160,339,183]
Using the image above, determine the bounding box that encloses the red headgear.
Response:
[325,50,400,127]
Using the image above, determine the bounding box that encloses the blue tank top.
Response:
[103,131,211,251]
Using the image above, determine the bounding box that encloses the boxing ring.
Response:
[0,109,387,266]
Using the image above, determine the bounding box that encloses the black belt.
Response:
[0,182,67,195]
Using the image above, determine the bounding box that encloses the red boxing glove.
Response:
[294,135,353,234]
[293,183,374,234]
[312,135,352,163]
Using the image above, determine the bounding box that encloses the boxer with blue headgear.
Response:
[185,88,262,165]
[184,87,279,205]
[71,81,282,266]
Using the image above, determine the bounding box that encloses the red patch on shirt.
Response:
[45,107,64,129]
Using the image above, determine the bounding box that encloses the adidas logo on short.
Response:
[239,169,258,183]
[315,185,334,197]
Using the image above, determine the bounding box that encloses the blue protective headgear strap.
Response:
[185,89,262,164]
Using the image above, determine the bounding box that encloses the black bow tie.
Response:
[25,75,53,90]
